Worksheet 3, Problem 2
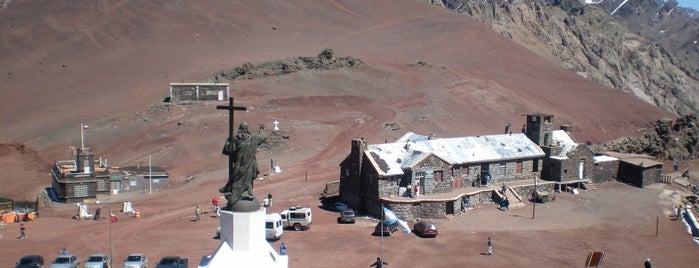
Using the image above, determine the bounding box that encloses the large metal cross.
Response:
[216,97,247,181]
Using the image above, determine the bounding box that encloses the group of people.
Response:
[195,193,274,221]
[405,184,419,198]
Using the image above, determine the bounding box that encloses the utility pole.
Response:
[109,207,113,267]
[149,154,152,195]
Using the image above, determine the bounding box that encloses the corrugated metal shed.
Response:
[365,133,545,177]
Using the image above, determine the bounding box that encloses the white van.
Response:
[265,213,284,240]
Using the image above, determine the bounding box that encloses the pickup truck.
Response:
[154,257,187,268]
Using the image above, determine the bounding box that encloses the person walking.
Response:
[370,257,387,267]
[194,206,201,222]
[19,223,26,239]
[267,193,273,208]
[487,237,493,255]
[280,243,287,255]
[644,258,652,268]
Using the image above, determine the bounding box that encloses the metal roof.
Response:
[365,133,545,177]
[549,130,578,159]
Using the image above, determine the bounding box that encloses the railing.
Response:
[661,174,674,184]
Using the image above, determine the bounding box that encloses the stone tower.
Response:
[525,113,554,147]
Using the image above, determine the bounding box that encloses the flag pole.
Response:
[80,122,85,149]
[381,203,384,262]
[149,154,152,195]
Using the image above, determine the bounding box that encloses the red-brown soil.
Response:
[0,1,695,267]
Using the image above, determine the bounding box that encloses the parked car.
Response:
[337,209,356,224]
[122,254,148,268]
[49,255,79,268]
[373,221,398,236]
[84,254,110,268]
[154,256,187,268]
[15,255,44,268]
[413,220,439,237]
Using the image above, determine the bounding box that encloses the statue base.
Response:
[224,196,261,212]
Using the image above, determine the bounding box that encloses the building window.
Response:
[516,161,523,175]
[97,180,108,191]
[74,184,88,197]
[434,171,443,182]
[533,159,539,172]
[110,181,121,191]
[414,171,425,185]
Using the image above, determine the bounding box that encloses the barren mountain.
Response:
[438,0,699,116]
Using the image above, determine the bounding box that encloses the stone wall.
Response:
[593,160,618,183]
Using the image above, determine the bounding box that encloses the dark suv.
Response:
[337,209,356,224]
[15,255,44,268]
[373,221,398,236]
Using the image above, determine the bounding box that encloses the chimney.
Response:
[560,124,572,133]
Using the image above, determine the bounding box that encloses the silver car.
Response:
[84,254,110,268]
[122,254,148,268]
[49,255,79,268]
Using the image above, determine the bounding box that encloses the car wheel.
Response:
[293,223,302,231]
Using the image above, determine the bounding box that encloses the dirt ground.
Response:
[0,1,697,267]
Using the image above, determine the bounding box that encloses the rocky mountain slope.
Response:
[434,0,699,117]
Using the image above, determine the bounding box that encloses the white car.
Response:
[50,255,79,268]
[84,254,110,268]
[122,254,148,268]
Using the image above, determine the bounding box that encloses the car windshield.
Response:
[19,258,37,264]
[88,256,104,262]
[54,257,70,264]
[127,256,142,262]
[160,258,177,264]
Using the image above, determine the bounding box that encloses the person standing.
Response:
[19,223,26,239]
[414,185,419,198]
[280,243,287,255]
[94,207,102,220]
[194,206,201,222]
[370,257,387,267]
[267,193,273,208]
[487,237,492,255]
[644,258,652,268]
[212,197,220,215]
[263,197,270,209]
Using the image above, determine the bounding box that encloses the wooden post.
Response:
[656,216,659,237]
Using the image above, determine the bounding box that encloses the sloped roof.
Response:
[549,130,578,159]
[365,133,545,177]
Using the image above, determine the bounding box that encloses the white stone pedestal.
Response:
[198,208,288,267]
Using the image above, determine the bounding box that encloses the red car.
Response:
[413,220,438,237]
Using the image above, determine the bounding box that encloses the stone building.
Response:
[169,83,230,103]
[51,148,111,202]
[540,129,595,184]
[602,152,663,188]
[338,132,545,219]
[592,155,619,183]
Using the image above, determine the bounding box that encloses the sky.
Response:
[676,0,699,11]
